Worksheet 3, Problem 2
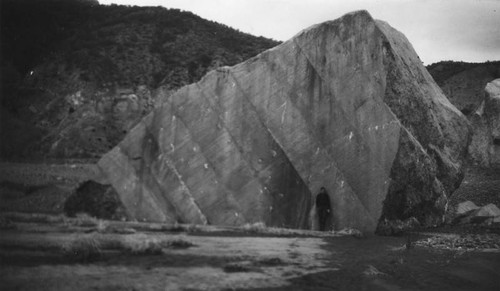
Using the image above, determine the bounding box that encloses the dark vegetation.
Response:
[426,60,500,87]
[64,180,125,219]
[426,60,500,116]
[0,0,280,159]
[1,0,279,92]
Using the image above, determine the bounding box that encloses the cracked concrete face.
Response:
[98,11,470,233]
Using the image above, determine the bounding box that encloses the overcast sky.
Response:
[99,0,500,65]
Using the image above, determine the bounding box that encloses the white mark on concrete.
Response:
[280,101,287,124]
[348,132,354,140]
[235,212,239,217]
[340,180,344,188]
[271,150,277,157]
[170,143,175,151]
[204,163,209,169]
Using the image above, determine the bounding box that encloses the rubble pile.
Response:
[452,201,500,225]
[416,234,500,250]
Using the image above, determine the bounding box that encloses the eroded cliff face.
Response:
[425,61,500,167]
[98,11,470,233]
[469,79,500,166]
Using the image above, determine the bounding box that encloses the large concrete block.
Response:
[98,11,470,233]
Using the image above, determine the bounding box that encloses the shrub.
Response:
[223,263,252,273]
[64,181,124,219]
[167,238,195,249]
[122,235,195,255]
[73,212,99,227]
[242,222,266,233]
[123,235,164,255]
[62,234,102,263]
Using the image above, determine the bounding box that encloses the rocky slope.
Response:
[98,11,470,233]
[480,79,500,164]
[427,61,500,166]
[0,0,279,159]
[427,61,500,115]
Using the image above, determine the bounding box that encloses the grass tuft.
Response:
[73,213,99,227]
[167,237,196,249]
[223,263,252,273]
[242,222,266,233]
[124,237,165,255]
[62,234,102,263]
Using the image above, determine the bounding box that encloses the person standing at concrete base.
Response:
[316,187,331,231]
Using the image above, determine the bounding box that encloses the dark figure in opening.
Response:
[316,187,331,231]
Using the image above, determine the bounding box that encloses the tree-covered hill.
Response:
[0,0,280,159]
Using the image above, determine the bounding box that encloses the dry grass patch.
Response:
[121,234,196,255]
[62,233,102,263]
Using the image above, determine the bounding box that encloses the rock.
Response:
[376,217,420,236]
[485,80,500,139]
[456,203,500,224]
[415,233,500,250]
[363,265,386,276]
[467,79,500,166]
[475,203,500,217]
[64,180,127,220]
[335,228,365,238]
[456,201,480,215]
[426,62,500,117]
[485,79,500,164]
[98,11,470,233]
[467,107,493,166]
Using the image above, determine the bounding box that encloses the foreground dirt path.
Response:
[1,164,499,290]
[266,235,500,291]
[1,221,499,291]
[0,224,335,290]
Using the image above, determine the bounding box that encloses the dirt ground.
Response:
[0,216,499,291]
[448,165,500,211]
[1,163,499,290]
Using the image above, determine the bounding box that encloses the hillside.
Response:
[0,0,280,159]
[426,61,500,114]
[427,61,500,166]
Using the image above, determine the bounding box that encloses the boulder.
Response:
[455,203,500,224]
[98,11,470,233]
[467,79,500,166]
[475,203,500,217]
[485,79,500,164]
[484,80,500,138]
[456,200,480,215]
[64,180,126,220]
